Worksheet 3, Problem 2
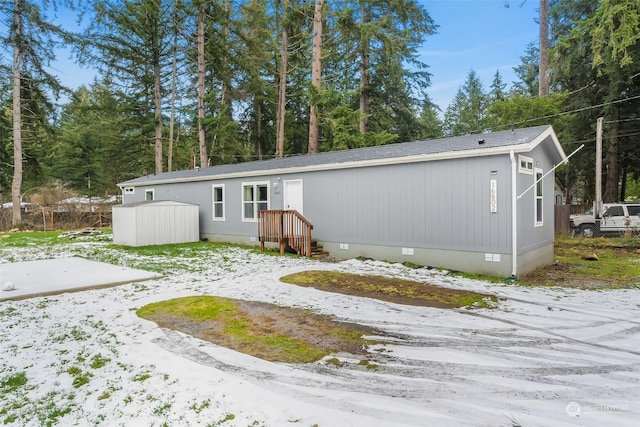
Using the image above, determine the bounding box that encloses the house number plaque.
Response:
[490,179,497,213]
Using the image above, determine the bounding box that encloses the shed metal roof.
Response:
[120,125,565,187]
[115,200,199,208]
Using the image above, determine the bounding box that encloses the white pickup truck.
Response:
[570,203,640,237]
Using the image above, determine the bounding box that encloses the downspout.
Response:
[509,151,518,278]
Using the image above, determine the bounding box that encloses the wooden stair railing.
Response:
[258,210,313,256]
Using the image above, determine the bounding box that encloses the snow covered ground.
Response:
[0,238,639,426]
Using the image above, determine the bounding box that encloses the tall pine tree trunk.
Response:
[154,60,163,174]
[168,12,178,172]
[538,0,550,96]
[197,7,208,168]
[359,1,370,134]
[275,0,289,159]
[12,0,23,228]
[220,0,232,113]
[255,100,263,160]
[308,0,323,154]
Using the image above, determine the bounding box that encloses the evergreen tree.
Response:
[442,70,488,136]
[552,0,640,202]
[489,70,507,102]
[512,42,539,97]
[333,0,436,143]
[88,0,176,174]
[0,0,78,227]
[415,97,442,139]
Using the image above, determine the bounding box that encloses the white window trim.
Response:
[212,184,225,221]
[241,181,270,222]
[144,189,155,201]
[518,155,534,175]
[123,187,135,194]
[534,167,543,227]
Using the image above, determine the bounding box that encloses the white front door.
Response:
[283,179,303,214]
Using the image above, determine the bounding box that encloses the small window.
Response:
[519,155,534,175]
[145,189,154,201]
[212,184,225,221]
[627,205,640,216]
[124,187,135,194]
[534,168,543,226]
[242,182,269,221]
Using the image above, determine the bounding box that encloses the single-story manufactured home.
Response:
[118,125,568,277]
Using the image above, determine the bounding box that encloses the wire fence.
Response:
[0,209,112,231]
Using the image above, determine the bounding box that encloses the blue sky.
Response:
[51,0,541,114]
[420,0,541,112]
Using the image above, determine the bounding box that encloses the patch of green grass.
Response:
[36,392,75,427]
[90,354,111,369]
[152,402,172,416]
[66,367,92,388]
[223,316,328,362]
[132,373,151,382]
[208,414,236,426]
[109,240,230,258]
[0,307,18,317]
[0,231,64,247]
[137,295,237,321]
[189,399,211,414]
[0,372,28,392]
[70,326,91,341]
[402,261,422,269]
[358,359,379,371]
[325,357,343,367]
[518,235,640,288]
[280,270,497,309]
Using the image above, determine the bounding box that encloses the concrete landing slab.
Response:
[0,257,162,301]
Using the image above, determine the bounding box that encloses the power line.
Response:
[487,93,640,133]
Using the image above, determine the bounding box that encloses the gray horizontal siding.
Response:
[300,156,512,253]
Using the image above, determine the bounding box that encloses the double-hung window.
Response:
[212,184,225,221]
[242,182,269,221]
[534,167,543,226]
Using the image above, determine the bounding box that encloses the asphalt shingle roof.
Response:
[120,125,554,185]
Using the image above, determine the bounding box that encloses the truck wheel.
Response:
[579,224,595,238]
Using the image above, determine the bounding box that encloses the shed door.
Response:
[283,179,303,214]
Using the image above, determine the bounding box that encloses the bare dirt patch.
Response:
[140,297,378,363]
[140,271,495,362]
[280,270,496,308]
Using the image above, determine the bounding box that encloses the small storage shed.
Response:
[112,200,199,246]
